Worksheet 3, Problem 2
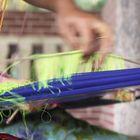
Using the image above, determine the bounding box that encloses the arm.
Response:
[23,0,77,12]
[23,0,56,11]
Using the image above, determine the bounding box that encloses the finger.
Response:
[75,22,96,55]
[93,52,107,70]
[59,18,95,54]
[91,20,114,54]
[91,20,114,68]
[58,20,81,50]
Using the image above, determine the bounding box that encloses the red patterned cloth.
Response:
[0,133,22,140]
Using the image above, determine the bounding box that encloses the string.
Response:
[0,0,4,11]
[0,3,33,125]
[0,51,140,67]
[0,0,8,31]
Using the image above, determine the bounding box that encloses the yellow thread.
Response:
[0,0,4,11]
[0,0,8,31]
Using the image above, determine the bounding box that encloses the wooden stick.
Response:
[6,109,19,125]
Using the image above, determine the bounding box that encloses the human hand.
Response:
[56,0,113,67]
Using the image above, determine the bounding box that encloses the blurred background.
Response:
[0,0,71,80]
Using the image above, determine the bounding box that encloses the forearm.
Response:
[23,0,77,12]
[23,0,56,11]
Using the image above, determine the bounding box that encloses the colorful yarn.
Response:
[0,51,125,101]
[0,82,31,95]
[0,0,8,31]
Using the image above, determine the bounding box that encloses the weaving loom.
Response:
[1,68,140,107]
[0,51,140,140]
[0,50,140,109]
[1,0,139,110]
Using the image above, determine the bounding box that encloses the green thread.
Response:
[0,51,125,108]
[22,110,31,140]
[0,109,12,124]
[0,82,30,95]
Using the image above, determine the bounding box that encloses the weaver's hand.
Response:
[24,0,113,67]
[56,0,113,67]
